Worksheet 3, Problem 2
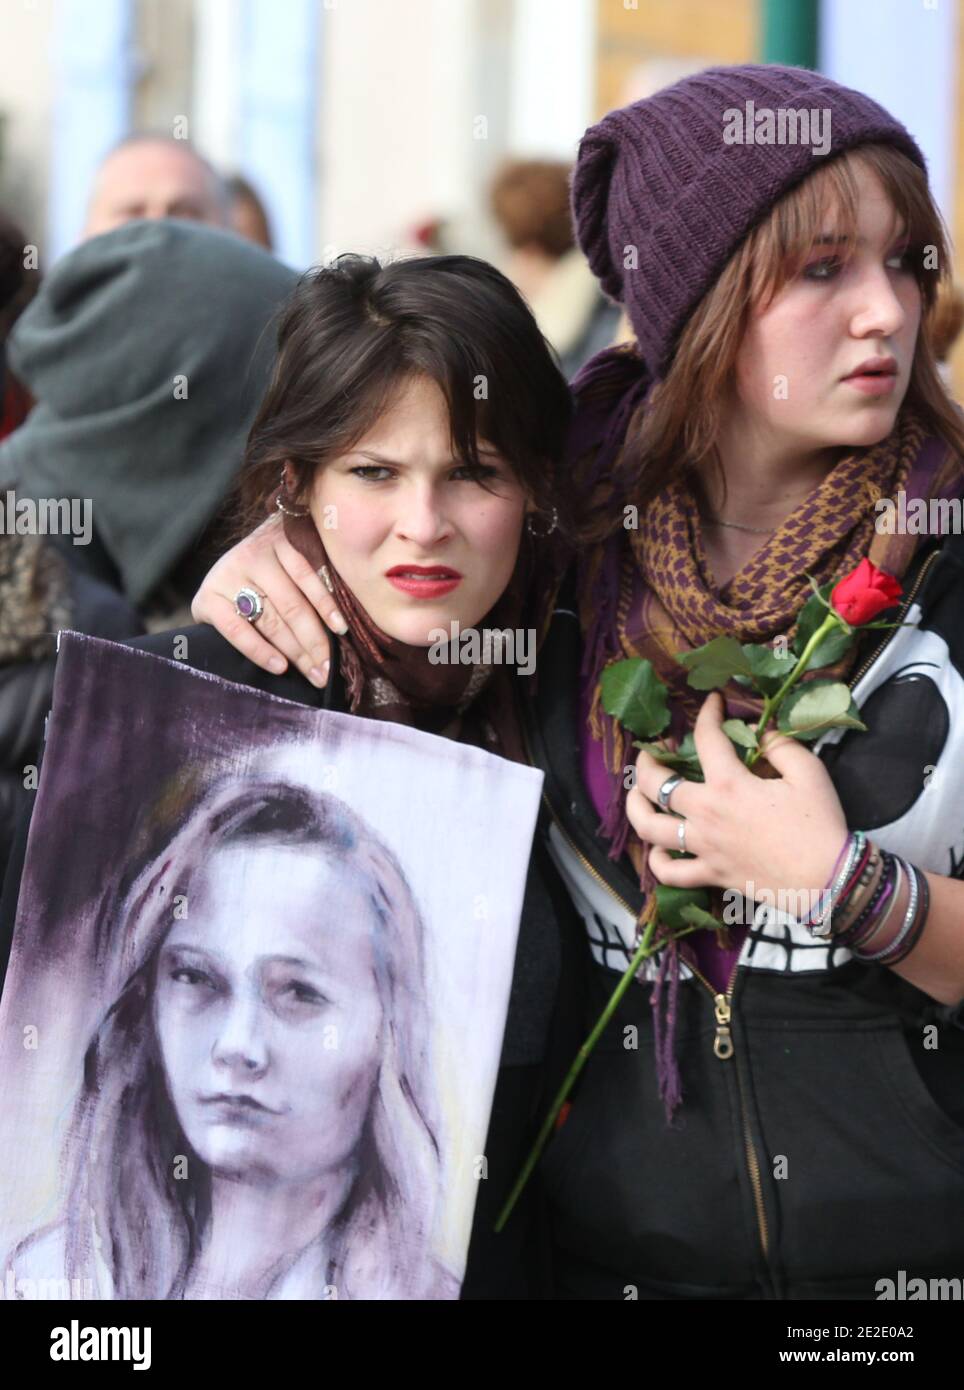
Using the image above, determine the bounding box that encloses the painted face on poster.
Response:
[0,634,541,1301]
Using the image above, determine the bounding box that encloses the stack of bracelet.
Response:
[800,830,930,965]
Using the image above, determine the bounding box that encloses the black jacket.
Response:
[518,535,964,1299]
[0,622,588,1300]
[0,563,142,879]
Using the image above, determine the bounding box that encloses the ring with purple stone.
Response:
[234,586,266,623]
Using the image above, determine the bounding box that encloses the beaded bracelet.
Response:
[803,831,866,937]
[825,833,855,890]
[832,844,883,936]
[880,867,930,966]
[834,850,892,945]
[855,858,918,961]
[855,861,929,966]
[835,839,875,915]
[844,856,900,956]
[830,850,930,966]
[803,834,931,968]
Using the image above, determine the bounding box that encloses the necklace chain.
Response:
[702,514,777,536]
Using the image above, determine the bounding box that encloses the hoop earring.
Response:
[276,469,309,518]
[525,507,558,538]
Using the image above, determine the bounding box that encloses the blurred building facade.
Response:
[0,0,961,382]
[0,0,597,269]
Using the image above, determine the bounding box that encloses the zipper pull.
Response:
[713,993,734,1060]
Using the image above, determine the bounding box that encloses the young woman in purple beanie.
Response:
[188,65,964,1300]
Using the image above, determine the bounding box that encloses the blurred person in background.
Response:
[0,209,38,442]
[0,219,296,876]
[227,174,274,251]
[83,134,230,240]
[490,159,621,380]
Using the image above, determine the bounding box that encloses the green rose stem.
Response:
[494,911,703,1233]
[746,610,842,768]
[495,598,851,1231]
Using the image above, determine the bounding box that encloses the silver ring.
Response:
[677,820,687,853]
[657,774,684,811]
[319,565,334,595]
[234,586,265,623]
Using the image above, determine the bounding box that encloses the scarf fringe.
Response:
[650,937,683,1122]
[586,655,635,860]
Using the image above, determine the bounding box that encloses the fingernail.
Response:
[267,656,286,674]
[309,660,330,687]
[329,611,348,635]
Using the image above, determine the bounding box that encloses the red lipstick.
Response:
[385,564,462,599]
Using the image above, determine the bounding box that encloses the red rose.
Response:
[830,558,903,626]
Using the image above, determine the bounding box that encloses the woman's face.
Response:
[729,160,922,459]
[304,374,529,646]
[154,844,384,1185]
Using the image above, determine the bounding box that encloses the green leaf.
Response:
[805,625,855,671]
[654,885,712,931]
[676,732,697,760]
[677,636,753,691]
[737,642,793,696]
[633,741,705,780]
[722,718,758,749]
[777,680,868,741]
[679,904,723,931]
[600,658,670,738]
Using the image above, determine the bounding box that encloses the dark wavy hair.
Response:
[237,252,575,540]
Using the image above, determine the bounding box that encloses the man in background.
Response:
[83,134,230,239]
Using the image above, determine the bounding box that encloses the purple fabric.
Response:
[579,674,746,993]
[570,63,927,383]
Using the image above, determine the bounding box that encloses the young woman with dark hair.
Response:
[0,248,586,1300]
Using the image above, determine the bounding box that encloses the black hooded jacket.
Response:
[518,532,964,1299]
[0,221,300,885]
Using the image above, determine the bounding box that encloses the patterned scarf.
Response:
[569,346,964,1115]
[583,408,964,862]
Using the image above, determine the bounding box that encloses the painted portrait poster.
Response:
[0,632,542,1300]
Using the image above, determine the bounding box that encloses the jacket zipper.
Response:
[540,791,641,909]
[686,954,770,1265]
[525,739,773,1266]
[846,546,940,690]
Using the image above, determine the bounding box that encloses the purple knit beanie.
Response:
[571,64,928,383]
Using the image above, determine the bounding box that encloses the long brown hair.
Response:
[53,777,447,1300]
[589,143,964,541]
